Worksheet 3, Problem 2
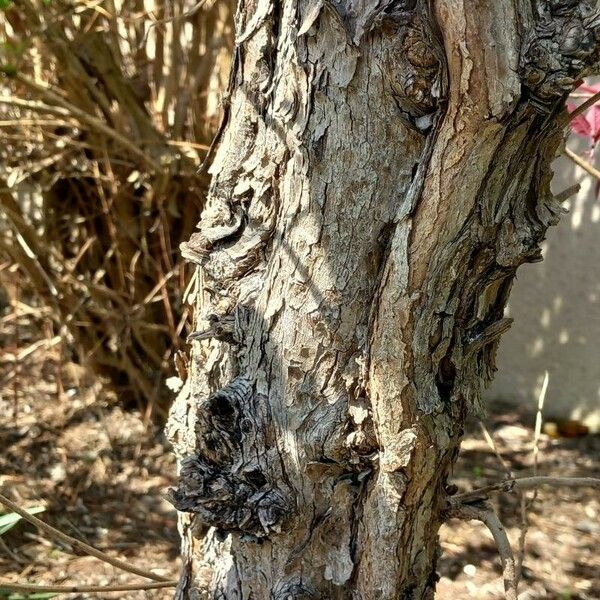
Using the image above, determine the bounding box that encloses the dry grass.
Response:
[0,0,234,416]
[0,308,180,598]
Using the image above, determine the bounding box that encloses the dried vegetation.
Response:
[0,0,233,415]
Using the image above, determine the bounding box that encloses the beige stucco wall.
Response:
[488,150,600,430]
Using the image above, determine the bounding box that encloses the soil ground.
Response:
[1,317,598,599]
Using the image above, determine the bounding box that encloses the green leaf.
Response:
[0,0,13,10]
[0,507,45,537]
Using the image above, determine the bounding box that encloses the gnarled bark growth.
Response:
[167,1,600,597]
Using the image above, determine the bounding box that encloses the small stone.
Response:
[463,564,477,577]
[495,424,530,442]
[48,462,66,483]
[576,520,600,534]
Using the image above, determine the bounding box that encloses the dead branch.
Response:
[447,501,517,600]
[517,371,549,582]
[565,147,600,179]
[15,74,161,171]
[477,419,529,587]
[0,0,232,411]
[566,89,600,123]
[0,581,177,594]
[454,476,600,504]
[0,493,170,583]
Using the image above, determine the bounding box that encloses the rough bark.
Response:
[167,1,600,598]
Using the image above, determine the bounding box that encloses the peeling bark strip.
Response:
[167,1,600,598]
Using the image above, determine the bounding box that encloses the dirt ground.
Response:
[1,318,598,599]
[438,409,600,600]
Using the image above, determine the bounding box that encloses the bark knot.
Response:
[522,0,600,108]
[168,377,290,538]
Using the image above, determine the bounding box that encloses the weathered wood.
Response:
[167,1,600,597]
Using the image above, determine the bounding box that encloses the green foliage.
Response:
[0,64,17,76]
[0,41,26,55]
[0,0,13,10]
[0,508,55,598]
[0,507,53,599]
[471,465,484,477]
[0,40,25,76]
[0,507,45,536]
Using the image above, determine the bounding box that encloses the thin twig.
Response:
[515,491,528,587]
[0,118,76,127]
[479,421,514,478]
[531,371,549,498]
[139,0,210,48]
[167,139,211,151]
[0,96,71,119]
[478,419,528,586]
[0,581,177,594]
[0,536,26,565]
[2,335,61,362]
[449,502,517,600]
[516,371,549,583]
[566,89,600,123]
[14,74,161,171]
[0,493,170,583]
[454,476,600,504]
[565,147,600,179]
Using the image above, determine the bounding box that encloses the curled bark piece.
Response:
[187,306,250,345]
[180,206,246,264]
[188,314,237,343]
[464,318,514,356]
[169,456,289,537]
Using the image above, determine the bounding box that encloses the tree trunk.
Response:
[167,1,600,597]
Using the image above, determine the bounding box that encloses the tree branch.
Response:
[477,420,529,586]
[448,502,517,600]
[566,89,600,123]
[0,493,170,583]
[0,581,177,594]
[453,476,600,504]
[565,147,600,180]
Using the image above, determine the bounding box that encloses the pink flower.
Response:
[568,83,600,155]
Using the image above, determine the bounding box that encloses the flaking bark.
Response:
[167,1,600,598]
